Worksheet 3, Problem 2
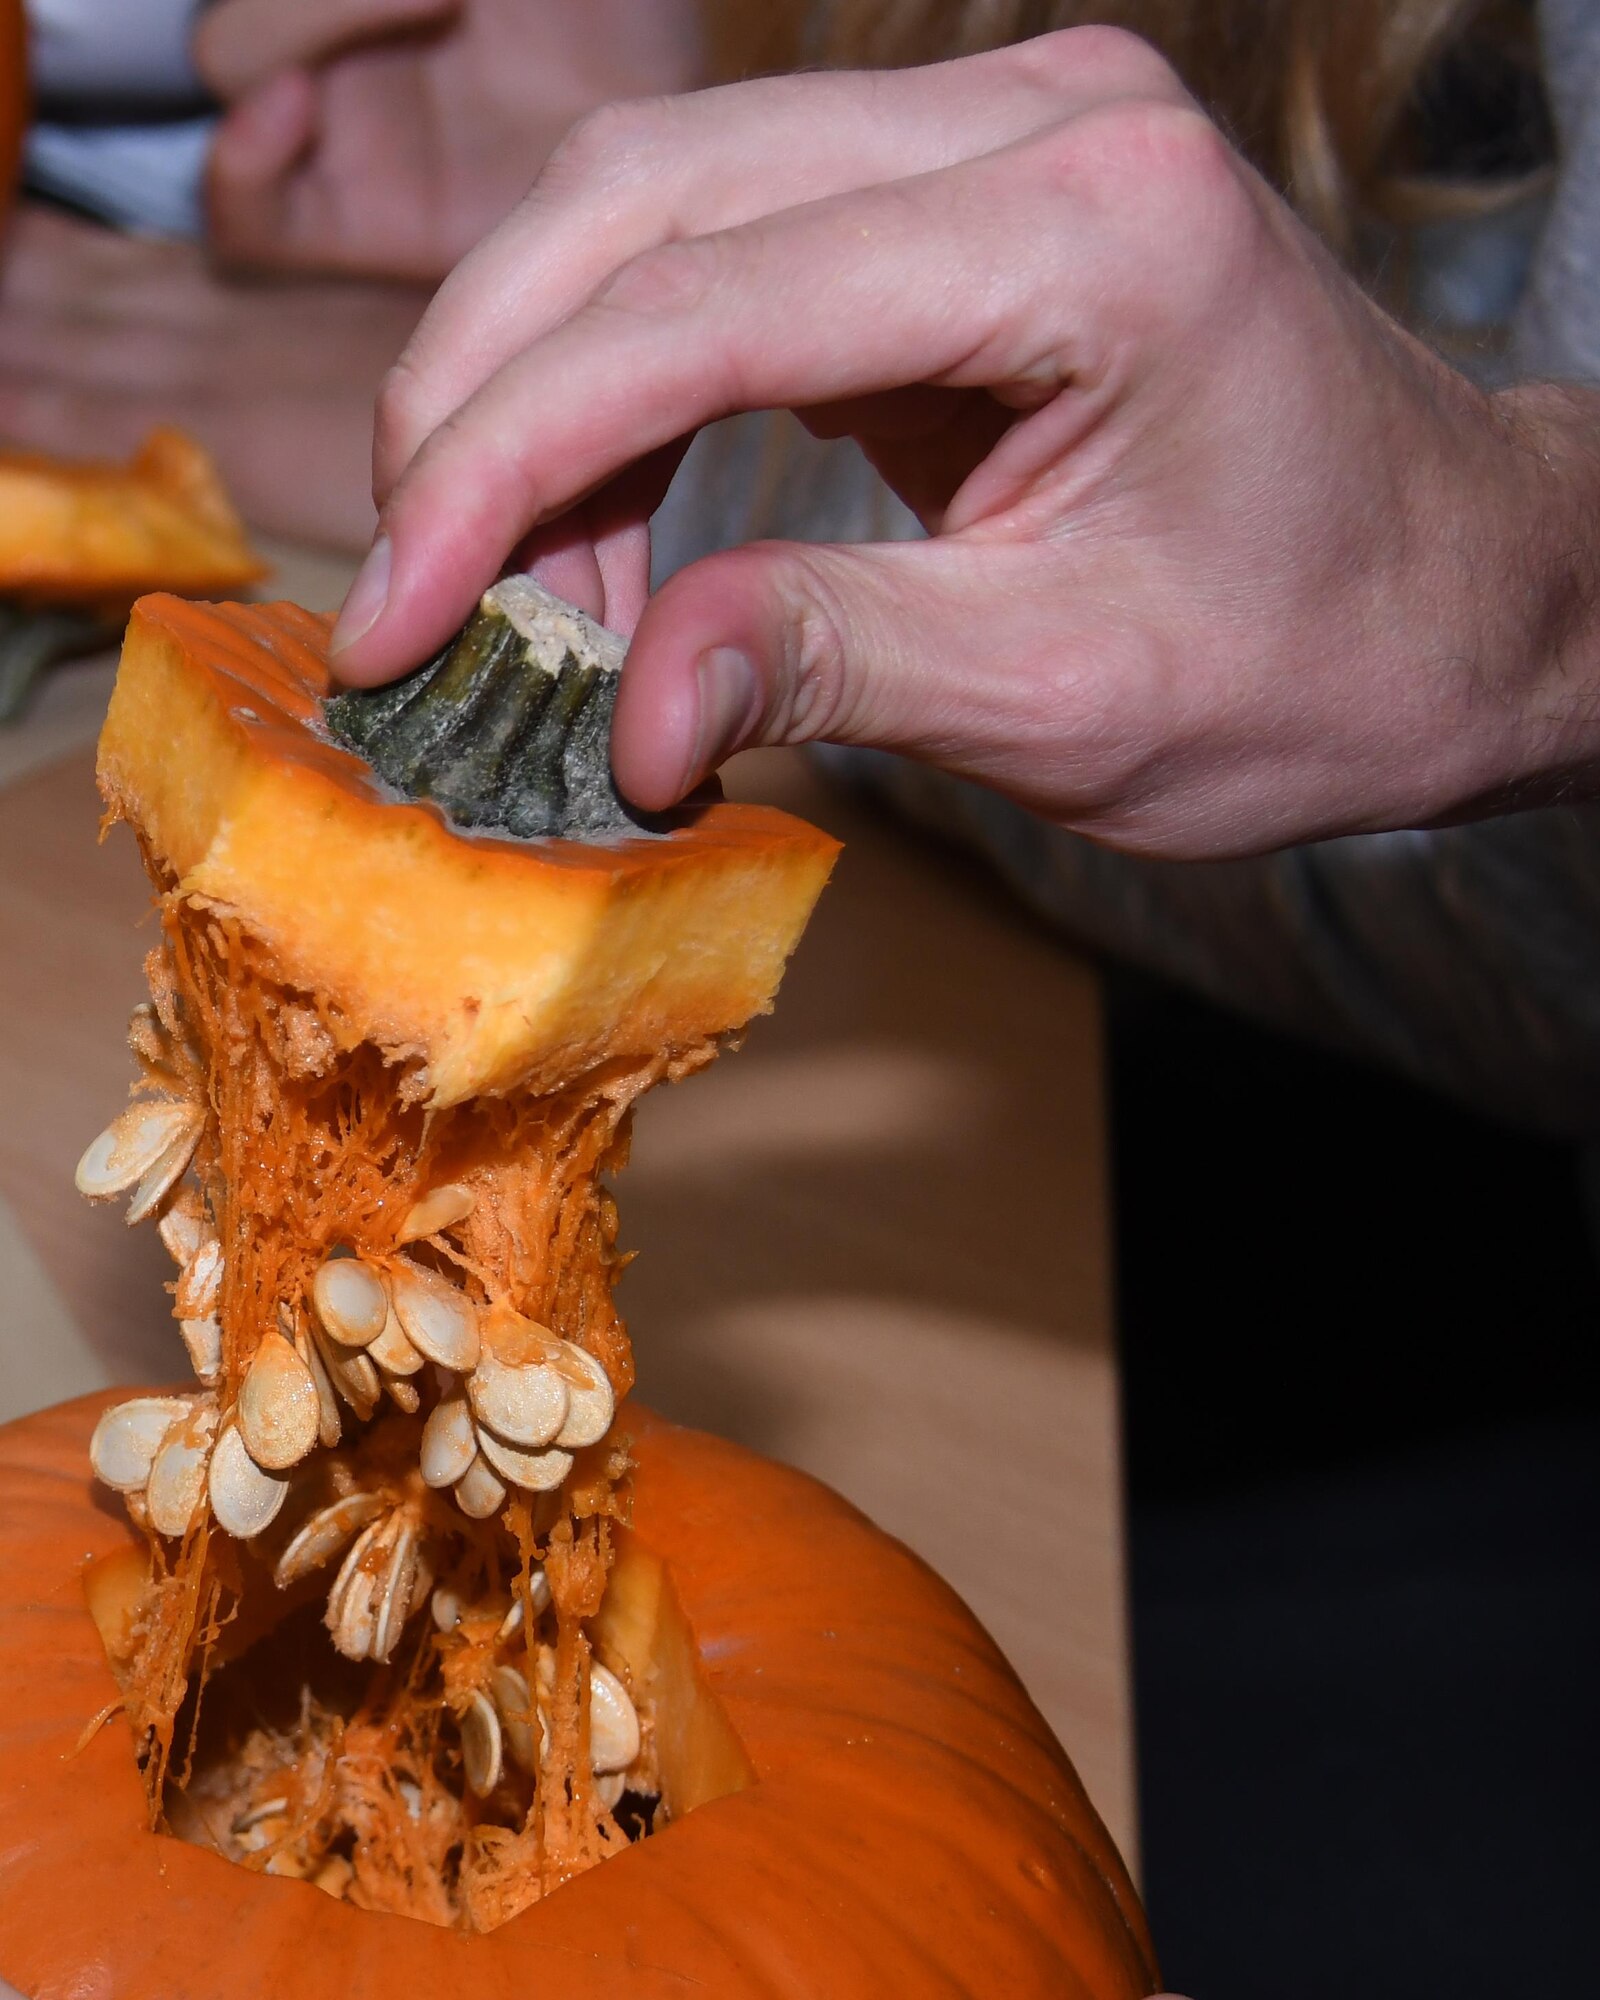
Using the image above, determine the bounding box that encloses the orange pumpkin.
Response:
[0,1390,1161,1998]
[0,429,265,721]
[98,591,835,1102]
[0,586,1158,1991]
[0,428,266,615]
[0,0,23,212]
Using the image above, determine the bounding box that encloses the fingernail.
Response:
[330,535,391,657]
[689,647,762,785]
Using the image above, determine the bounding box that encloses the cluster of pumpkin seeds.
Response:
[74,1002,635,1781]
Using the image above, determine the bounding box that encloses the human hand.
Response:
[196,0,705,281]
[331,28,1600,857]
[0,204,423,548]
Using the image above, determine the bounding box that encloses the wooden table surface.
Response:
[0,550,1138,1861]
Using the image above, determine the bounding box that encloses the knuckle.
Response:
[372,359,431,477]
[592,234,725,325]
[769,550,878,744]
[540,96,671,197]
[1130,99,1243,196]
[1012,25,1185,104]
[1030,96,1233,196]
[1028,98,1257,286]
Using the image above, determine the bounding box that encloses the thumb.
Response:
[610,534,1079,813]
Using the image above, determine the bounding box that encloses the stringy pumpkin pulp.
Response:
[79,594,838,1931]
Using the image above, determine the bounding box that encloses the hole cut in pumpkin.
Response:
[84,1520,754,1932]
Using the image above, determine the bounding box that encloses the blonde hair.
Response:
[704,1,1543,266]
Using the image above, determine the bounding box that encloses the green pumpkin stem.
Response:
[324,577,651,840]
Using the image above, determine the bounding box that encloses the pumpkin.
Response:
[0,581,1159,1992]
[0,429,266,719]
[0,0,23,212]
[0,427,265,614]
[98,584,834,1105]
[0,1390,1161,1998]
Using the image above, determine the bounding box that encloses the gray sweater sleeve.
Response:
[1513,0,1600,379]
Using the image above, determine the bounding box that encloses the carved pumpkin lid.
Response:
[96,594,840,1106]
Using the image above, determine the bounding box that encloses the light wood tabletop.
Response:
[0,550,1137,1860]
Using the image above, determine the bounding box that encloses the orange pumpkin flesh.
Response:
[0,593,1157,1990]
[0,430,265,615]
[99,595,837,1104]
[0,1392,1159,1998]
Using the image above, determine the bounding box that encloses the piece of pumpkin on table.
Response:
[0,0,22,209]
[0,427,265,718]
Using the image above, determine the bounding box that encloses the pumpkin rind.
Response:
[0,1392,1159,1999]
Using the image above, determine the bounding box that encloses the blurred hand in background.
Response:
[0,204,421,545]
[197,0,705,281]
[0,0,704,547]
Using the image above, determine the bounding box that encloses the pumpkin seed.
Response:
[398,1183,476,1244]
[496,1568,551,1640]
[389,1259,480,1372]
[275,1491,385,1587]
[420,1394,476,1489]
[310,1321,381,1421]
[179,1314,222,1388]
[371,1522,422,1663]
[553,1342,614,1449]
[588,1662,641,1774]
[126,1002,175,1084]
[174,1238,223,1319]
[490,1664,546,1773]
[293,1316,342,1448]
[461,1690,502,1798]
[146,1402,218,1538]
[475,1426,573,1493]
[89,1394,193,1493]
[367,1305,423,1376]
[311,1255,389,1348]
[208,1423,290,1538]
[238,1329,320,1471]
[157,1190,210,1267]
[326,1524,381,1659]
[453,1452,507,1520]
[75,1100,200,1201]
[468,1351,568,1449]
